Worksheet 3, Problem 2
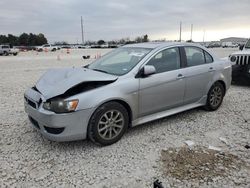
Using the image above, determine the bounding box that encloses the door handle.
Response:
[176,74,185,80]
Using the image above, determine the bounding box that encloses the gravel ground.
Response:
[0,48,249,188]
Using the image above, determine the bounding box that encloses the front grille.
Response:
[25,97,37,109]
[29,116,40,129]
[24,96,41,109]
[236,55,250,65]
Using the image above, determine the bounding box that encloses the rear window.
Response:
[184,47,205,67]
[204,51,213,63]
[2,45,9,49]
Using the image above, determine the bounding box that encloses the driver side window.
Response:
[147,47,181,74]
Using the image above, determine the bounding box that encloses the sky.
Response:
[0,0,250,43]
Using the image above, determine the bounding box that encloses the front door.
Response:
[139,47,186,117]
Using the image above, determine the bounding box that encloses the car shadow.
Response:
[41,102,228,153]
[126,107,205,135]
[232,80,250,87]
[41,107,205,150]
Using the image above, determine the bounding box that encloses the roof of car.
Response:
[123,42,200,49]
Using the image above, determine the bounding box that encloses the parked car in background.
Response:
[37,44,57,52]
[24,42,232,146]
[101,43,109,48]
[60,45,71,49]
[229,38,250,85]
[0,45,19,56]
[53,45,61,50]
[222,42,238,48]
[17,46,36,52]
[0,45,11,55]
[73,45,85,49]
[9,47,19,56]
[206,43,221,48]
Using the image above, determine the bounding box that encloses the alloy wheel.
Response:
[97,110,124,140]
[209,86,223,107]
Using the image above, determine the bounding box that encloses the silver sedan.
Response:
[24,42,232,145]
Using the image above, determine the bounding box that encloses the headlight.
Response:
[230,55,237,62]
[43,99,79,113]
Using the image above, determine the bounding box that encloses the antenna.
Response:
[81,16,84,45]
[179,21,182,42]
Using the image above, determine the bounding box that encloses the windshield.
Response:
[245,39,250,48]
[88,47,152,75]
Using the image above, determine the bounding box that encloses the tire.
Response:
[13,53,18,56]
[88,102,129,146]
[3,51,8,56]
[204,82,225,111]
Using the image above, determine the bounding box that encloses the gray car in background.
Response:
[24,42,232,146]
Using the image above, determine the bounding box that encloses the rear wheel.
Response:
[205,82,225,111]
[88,102,129,146]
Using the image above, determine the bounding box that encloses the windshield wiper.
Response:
[92,68,109,74]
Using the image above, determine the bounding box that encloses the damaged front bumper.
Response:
[24,88,93,142]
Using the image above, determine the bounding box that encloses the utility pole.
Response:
[81,16,84,45]
[190,24,193,42]
[179,21,182,42]
[203,30,205,45]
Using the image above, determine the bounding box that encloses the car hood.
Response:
[36,67,118,100]
[231,50,250,55]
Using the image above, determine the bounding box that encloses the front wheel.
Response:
[204,82,225,111]
[88,102,129,146]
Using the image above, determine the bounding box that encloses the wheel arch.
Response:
[89,99,133,127]
[111,99,133,126]
[88,99,133,127]
[214,80,226,95]
[86,99,132,145]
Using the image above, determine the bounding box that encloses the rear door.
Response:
[183,46,214,104]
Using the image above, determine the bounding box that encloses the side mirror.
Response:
[239,45,244,51]
[135,65,156,78]
[143,65,156,76]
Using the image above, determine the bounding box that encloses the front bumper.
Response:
[232,64,250,85]
[24,88,93,142]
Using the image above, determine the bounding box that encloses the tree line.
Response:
[0,33,48,47]
[85,34,149,46]
[0,33,149,47]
